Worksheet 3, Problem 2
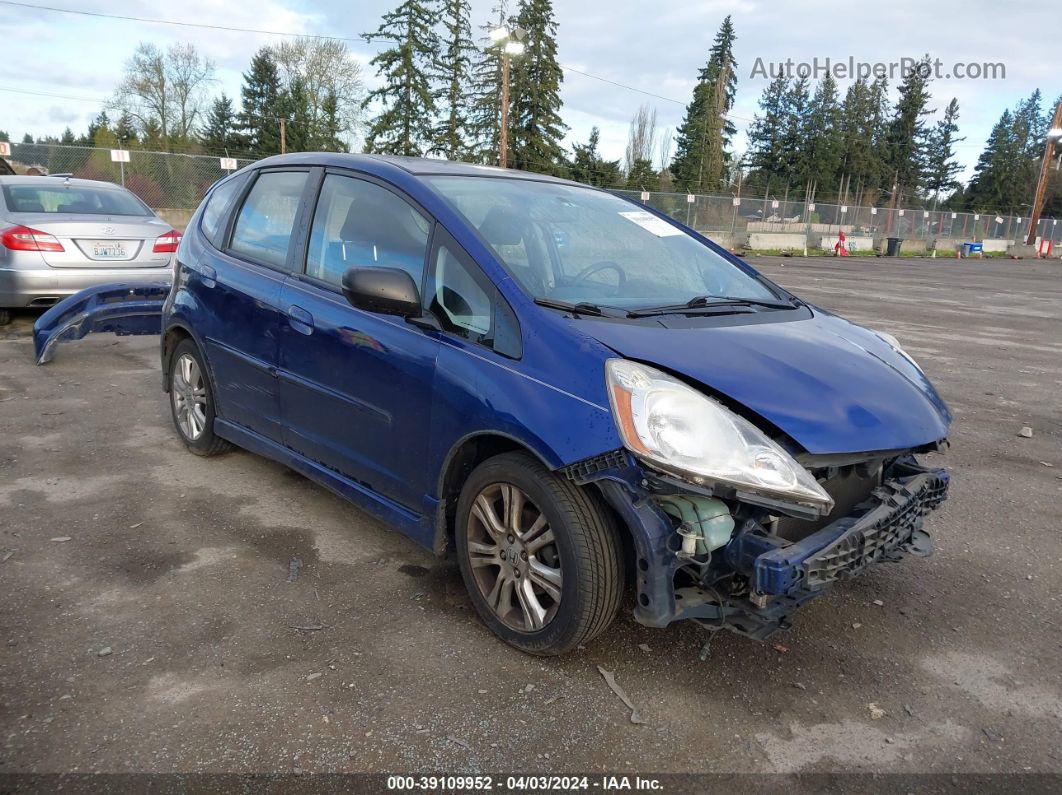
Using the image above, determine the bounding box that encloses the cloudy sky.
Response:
[0,0,1053,184]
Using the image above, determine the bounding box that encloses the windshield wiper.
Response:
[627,295,797,318]
[534,298,627,318]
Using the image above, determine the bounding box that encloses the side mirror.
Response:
[341,267,422,317]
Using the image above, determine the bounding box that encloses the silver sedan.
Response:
[0,175,177,325]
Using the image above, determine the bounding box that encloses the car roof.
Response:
[249,152,579,185]
[0,175,133,190]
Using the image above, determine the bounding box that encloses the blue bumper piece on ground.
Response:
[32,282,169,365]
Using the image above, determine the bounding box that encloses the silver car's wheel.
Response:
[171,352,208,441]
[465,482,564,632]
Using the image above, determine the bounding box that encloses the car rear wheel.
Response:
[168,338,231,456]
[0,309,11,326]
[455,451,624,655]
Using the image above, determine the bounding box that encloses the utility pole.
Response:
[499,54,510,169]
[488,25,524,169]
[280,118,287,155]
[1025,100,1062,246]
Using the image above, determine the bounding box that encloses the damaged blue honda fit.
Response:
[34,154,952,655]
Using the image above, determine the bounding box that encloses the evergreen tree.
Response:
[777,77,809,190]
[509,0,567,173]
[466,2,509,165]
[317,90,348,151]
[745,75,789,191]
[277,76,314,152]
[670,15,738,193]
[434,0,476,160]
[200,94,241,154]
[82,111,111,146]
[923,97,964,206]
[1009,90,1045,207]
[114,111,138,146]
[966,109,1012,211]
[569,127,621,186]
[883,56,933,205]
[239,48,284,154]
[362,0,440,156]
[625,158,658,191]
[798,75,842,195]
[837,77,882,203]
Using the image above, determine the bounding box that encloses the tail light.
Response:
[1,225,65,252]
[153,229,182,253]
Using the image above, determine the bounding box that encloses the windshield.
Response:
[1,184,152,216]
[427,176,778,310]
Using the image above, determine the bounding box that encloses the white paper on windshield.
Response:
[618,210,683,237]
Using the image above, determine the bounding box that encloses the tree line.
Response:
[2,4,1058,217]
[743,61,1058,215]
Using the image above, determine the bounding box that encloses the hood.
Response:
[579,308,951,455]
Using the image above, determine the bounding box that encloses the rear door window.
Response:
[228,170,308,270]
[200,173,248,247]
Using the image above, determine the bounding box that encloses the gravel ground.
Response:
[1,256,1060,778]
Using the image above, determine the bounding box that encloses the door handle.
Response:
[287,304,314,335]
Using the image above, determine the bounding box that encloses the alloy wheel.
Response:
[465,482,563,631]
[171,353,208,441]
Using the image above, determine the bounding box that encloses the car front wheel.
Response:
[455,451,624,655]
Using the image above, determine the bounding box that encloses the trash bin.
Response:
[886,237,903,257]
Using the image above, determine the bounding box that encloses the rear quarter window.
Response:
[199,173,248,247]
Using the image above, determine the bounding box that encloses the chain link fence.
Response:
[613,190,1062,251]
[3,142,254,211]
[5,143,1058,251]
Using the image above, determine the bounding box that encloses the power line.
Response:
[0,0,361,42]
[3,0,991,156]
[0,85,105,103]
[1,0,746,121]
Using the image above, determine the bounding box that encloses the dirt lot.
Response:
[2,256,1061,778]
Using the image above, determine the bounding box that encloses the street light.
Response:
[487,24,525,169]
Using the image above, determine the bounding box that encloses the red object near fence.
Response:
[834,229,849,257]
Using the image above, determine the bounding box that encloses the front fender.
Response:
[32,283,169,365]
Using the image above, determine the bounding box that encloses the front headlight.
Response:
[606,359,834,513]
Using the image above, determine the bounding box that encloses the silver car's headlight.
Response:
[605,359,834,513]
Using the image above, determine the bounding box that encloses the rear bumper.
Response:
[0,265,172,308]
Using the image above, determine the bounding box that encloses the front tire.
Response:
[455,451,624,655]
[168,338,231,456]
[0,309,11,326]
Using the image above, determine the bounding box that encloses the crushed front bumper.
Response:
[576,452,950,640]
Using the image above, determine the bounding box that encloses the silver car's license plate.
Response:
[90,241,129,259]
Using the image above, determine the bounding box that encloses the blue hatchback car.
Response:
[35,154,952,655]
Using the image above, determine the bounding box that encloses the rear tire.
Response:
[0,309,11,326]
[168,338,231,456]
[455,451,624,655]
